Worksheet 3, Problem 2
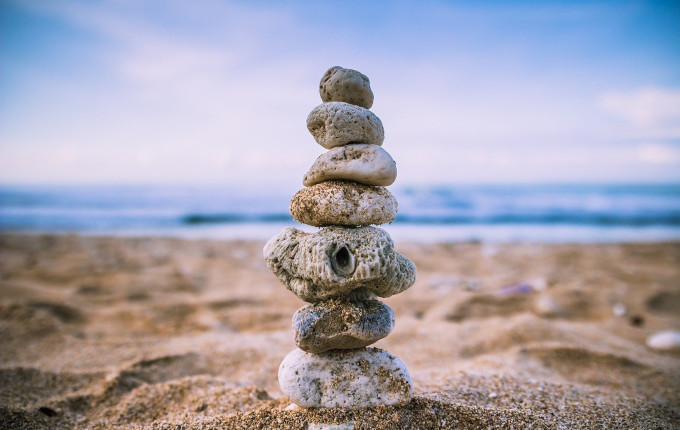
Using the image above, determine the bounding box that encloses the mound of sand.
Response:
[0,234,678,429]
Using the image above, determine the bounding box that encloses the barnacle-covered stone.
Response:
[293,297,395,353]
[290,180,397,227]
[306,102,384,149]
[319,66,374,109]
[263,226,416,302]
[278,347,412,408]
[303,143,397,187]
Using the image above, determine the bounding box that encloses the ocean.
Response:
[1,184,679,243]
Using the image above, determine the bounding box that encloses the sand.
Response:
[0,233,678,429]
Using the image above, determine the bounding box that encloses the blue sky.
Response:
[1,0,679,187]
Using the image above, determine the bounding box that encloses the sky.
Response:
[1,0,679,188]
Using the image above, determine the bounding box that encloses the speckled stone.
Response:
[293,297,395,353]
[278,347,412,409]
[307,102,384,149]
[290,180,397,227]
[319,66,374,109]
[303,144,397,187]
[263,226,416,302]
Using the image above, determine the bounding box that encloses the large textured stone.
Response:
[263,226,416,302]
[278,347,412,409]
[303,144,397,187]
[293,297,395,353]
[307,102,384,149]
[290,181,397,227]
[319,66,374,109]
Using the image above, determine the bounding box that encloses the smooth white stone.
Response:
[309,423,355,430]
[303,144,397,187]
[307,102,384,149]
[646,330,680,350]
[278,347,412,409]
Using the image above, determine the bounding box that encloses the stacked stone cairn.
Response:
[263,66,417,409]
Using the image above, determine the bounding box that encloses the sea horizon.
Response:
[1,182,679,243]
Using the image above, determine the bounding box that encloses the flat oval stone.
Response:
[307,102,384,149]
[293,298,395,353]
[647,330,680,351]
[303,144,397,187]
[263,226,416,302]
[290,181,397,227]
[278,347,412,409]
[319,66,374,109]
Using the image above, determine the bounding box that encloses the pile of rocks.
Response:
[264,66,417,409]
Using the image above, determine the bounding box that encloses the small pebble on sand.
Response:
[646,330,680,351]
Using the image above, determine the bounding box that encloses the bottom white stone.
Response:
[278,347,412,409]
[308,424,355,430]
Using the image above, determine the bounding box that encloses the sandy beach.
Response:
[0,233,678,429]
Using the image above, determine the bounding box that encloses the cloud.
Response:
[598,87,680,136]
[3,1,680,185]
[636,143,680,165]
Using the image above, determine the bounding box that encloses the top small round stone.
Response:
[319,66,374,109]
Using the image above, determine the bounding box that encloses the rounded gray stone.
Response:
[263,226,416,302]
[307,102,384,150]
[303,144,397,187]
[293,298,395,353]
[290,180,397,227]
[319,66,374,109]
[278,347,412,409]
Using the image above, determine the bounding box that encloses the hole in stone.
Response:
[330,244,355,277]
[38,407,57,417]
[336,247,350,266]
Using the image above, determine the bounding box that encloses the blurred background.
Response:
[1,0,679,242]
